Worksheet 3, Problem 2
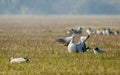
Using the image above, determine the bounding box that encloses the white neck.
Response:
[70,34,75,43]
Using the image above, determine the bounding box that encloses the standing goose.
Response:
[105,28,113,35]
[86,28,94,35]
[113,31,119,35]
[77,27,83,34]
[96,29,102,35]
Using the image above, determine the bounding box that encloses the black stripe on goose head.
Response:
[24,57,29,62]
[94,47,99,51]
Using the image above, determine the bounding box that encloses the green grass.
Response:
[0,16,120,75]
[0,32,120,75]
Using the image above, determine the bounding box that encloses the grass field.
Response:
[0,15,120,75]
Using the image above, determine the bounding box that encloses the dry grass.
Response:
[0,15,120,75]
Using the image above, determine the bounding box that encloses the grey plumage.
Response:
[86,28,94,35]
[67,27,83,35]
[56,36,72,46]
[68,35,90,53]
[93,47,105,54]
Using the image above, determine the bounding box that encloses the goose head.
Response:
[24,57,29,62]
[94,47,100,51]
[80,35,90,43]
[93,47,105,54]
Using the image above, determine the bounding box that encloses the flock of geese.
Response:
[9,27,115,63]
[9,34,105,64]
[57,34,105,54]
[56,27,118,55]
[67,27,119,35]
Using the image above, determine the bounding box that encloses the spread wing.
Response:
[56,38,66,44]
[56,37,72,46]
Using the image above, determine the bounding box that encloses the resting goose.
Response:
[96,29,102,35]
[77,27,83,34]
[105,28,113,35]
[113,31,119,35]
[9,57,29,63]
[93,47,105,54]
[67,27,83,35]
[86,28,94,35]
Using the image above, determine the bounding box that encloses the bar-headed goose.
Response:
[9,57,29,63]
[68,35,90,53]
[93,47,105,54]
[86,28,94,35]
[56,35,73,46]
[76,35,90,52]
[105,28,113,35]
[67,28,78,34]
[77,27,83,34]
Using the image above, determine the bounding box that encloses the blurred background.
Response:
[0,0,120,15]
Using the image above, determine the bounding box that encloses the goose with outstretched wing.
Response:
[56,36,72,46]
[68,35,90,53]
